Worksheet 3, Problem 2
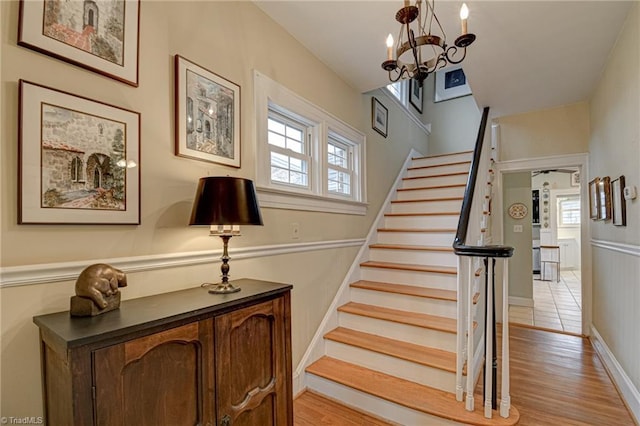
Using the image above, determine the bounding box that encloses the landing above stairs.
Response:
[307,357,520,426]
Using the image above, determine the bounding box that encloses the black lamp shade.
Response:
[189,177,263,226]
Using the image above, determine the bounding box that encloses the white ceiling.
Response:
[255,1,634,118]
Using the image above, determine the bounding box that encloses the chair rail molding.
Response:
[0,239,365,288]
[591,239,640,257]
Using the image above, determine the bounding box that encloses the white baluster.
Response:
[465,257,475,411]
[456,256,465,402]
[500,258,511,418]
[484,259,493,418]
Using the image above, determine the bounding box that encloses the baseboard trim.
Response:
[508,296,534,307]
[590,325,640,424]
[0,238,365,288]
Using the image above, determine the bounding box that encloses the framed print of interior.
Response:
[18,0,140,86]
[409,78,423,113]
[19,80,141,224]
[371,97,388,138]
[434,65,472,102]
[611,175,626,226]
[175,55,241,168]
[588,177,600,220]
[598,176,612,221]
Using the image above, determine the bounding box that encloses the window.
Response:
[255,71,367,215]
[71,157,83,182]
[386,81,406,105]
[558,195,580,226]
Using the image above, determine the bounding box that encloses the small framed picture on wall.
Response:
[371,97,388,138]
[409,78,423,113]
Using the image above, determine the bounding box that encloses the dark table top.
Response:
[34,278,292,349]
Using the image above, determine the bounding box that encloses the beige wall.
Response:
[496,102,590,162]
[503,172,533,300]
[423,75,482,155]
[0,1,428,416]
[589,3,640,395]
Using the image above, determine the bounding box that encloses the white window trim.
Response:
[254,70,367,215]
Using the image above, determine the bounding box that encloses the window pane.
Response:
[287,139,303,154]
[268,132,286,148]
[270,152,308,187]
[268,118,285,135]
[286,126,302,141]
[328,140,348,168]
[328,168,351,195]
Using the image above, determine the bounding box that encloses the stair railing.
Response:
[453,107,514,419]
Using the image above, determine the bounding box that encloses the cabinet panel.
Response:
[93,321,214,426]
[215,296,291,426]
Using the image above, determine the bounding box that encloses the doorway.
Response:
[497,155,590,336]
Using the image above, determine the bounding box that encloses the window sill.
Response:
[257,186,368,215]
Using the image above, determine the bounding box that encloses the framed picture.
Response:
[598,176,612,221]
[571,171,580,187]
[409,78,423,113]
[371,97,388,138]
[611,175,626,226]
[18,0,140,87]
[588,177,600,220]
[175,55,241,167]
[19,80,141,224]
[434,65,472,102]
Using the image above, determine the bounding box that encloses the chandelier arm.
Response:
[444,45,467,65]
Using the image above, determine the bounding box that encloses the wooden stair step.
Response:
[412,150,473,160]
[337,302,457,334]
[403,171,468,180]
[324,327,457,373]
[306,357,519,426]
[384,212,459,217]
[391,197,463,204]
[407,160,471,171]
[369,243,453,252]
[351,280,456,301]
[377,227,456,233]
[397,183,466,192]
[360,260,457,275]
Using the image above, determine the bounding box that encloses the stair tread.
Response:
[412,150,473,160]
[407,160,471,171]
[377,227,456,233]
[384,211,459,217]
[351,280,457,301]
[403,171,468,180]
[338,302,457,333]
[324,327,456,372]
[369,243,454,252]
[397,183,466,191]
[391,197,463,204]
[306,357,519,426]
[360,260,457,275]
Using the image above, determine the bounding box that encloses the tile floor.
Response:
[509,270,582,334]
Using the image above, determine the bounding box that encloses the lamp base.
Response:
[205,282,241,294]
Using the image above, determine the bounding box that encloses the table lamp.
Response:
[189,176,263,294]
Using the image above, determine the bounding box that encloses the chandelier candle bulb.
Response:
[460,3,469,35]
[386,34,394,60]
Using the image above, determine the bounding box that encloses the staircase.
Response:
[303,150,518,425]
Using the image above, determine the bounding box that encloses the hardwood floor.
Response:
[294,325,636,425]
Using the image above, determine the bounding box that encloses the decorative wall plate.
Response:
[508,202,528,219]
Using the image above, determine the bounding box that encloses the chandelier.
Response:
[381,1,476,85]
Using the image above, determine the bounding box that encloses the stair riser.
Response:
[305,374,459,426]
[360,267,457,290]
[412,153,473,168]
[338,312,457,352]
[325,341,456,393]
[350,287,457,318]
[407,163,471,178]
[368,248,457,267]
[396,186,465,200]
[402,175,468,189]
[384,215,459,229]
[376,231,456,246]
[390,199,462,214]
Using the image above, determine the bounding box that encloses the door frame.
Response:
[494,152,591,335]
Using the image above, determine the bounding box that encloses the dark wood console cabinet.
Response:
[33,279,293,426]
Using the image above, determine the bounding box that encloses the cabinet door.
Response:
[215,295,292,426]
[94,320,214,426]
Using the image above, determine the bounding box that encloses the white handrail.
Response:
[500,259,511,418]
